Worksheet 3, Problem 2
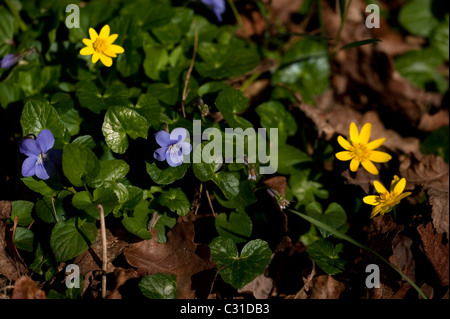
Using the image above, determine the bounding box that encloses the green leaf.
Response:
[11,200,34,226]
[133,93,162,128]
[147,82,180,105]
[305,202,347,238]
[139,273,177,299]
[212,171,240,199]
[255,101,298,144]
[88,159,130,188]
[50,217,98,262]
[214,180,257,211]
[340,38,382,50]
[72,135,96,150]
[102,106,149,154]
[158,188,190,216]
[395,47,448,93]
[430,18,449,61]
[420,125,449,163]
[215,211,253,243]
[210,237,272,289]
[122,200,152,240]
[143,45,168,81]
[290,170,329,206]
[306,238,346,275]
[273,38,329,104]
[51,93,81,136]
[146,162,189,185]
[14,227,34,252]
[76,82,131,114]
[20,99,65,139]
[277,144,311,174]
[21,177,59,197]
[35,196,67,223]
[398,0,439,37]
[62,143,100,187]
[152,213,176,243]
[215,87,253,129]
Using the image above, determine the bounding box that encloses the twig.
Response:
[194,183,203,215]
[205,185,216,216]
[181,20,198,118]
[97,204,107,299]
[51,196,59,223]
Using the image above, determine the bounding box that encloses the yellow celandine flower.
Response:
[363,175,411,218]
[335,122,391,175]
[79,25,124,67]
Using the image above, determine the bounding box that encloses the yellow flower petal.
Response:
[108,44,124,54]
[373,180,388,194]
[80,47,94,56]
[335,151,353,161]
[369,151,392,163]
[359,123,372,145]
[363,195,379,206]
[82,38,93,47]
[366,138,385,150]
[395,192,411,202]
[107,34,119,44]
[92,52,100,64]
[350,158,360,172]
[100,54,112,67]
[103,49,117,58]
[99,25,110,39]
[393,177,406,195]
[370,205,383,218]
[337,135,352,150]
[361,159,378,175]
[349,122,359,144]
[89,28,98,41]
[390,175,400,191]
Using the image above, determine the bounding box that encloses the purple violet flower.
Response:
[153,128,192,167]
[201,0,226,22]
[1,53,22,69]
[19,129,62,180]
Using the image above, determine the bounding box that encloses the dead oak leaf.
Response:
[124,221,216,299]
[417,223,449,287]
[12,276,45,299]
[0,219,28,281]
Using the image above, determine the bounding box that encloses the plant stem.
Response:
[288,209,428,299]
[181,20,198,118]
[334,0,353,50]
[97,204,107,299]
[227,0,248,39]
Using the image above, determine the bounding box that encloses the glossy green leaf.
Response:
[21,177,60,197]
[398,0,439,37]
[139,273,177,299]
[215,87,253,129]
[306,238,346,275]
[88,159,130,188]
[50,217,98,262]
[158,188,190,216]
[14,227,35,252]
[35,196,67,223]
[256,101,298,144]
[20,99,65,139]
[215,211,253,243]
[102,106,149,154]
[210,237,272,289]
[146,162,189,185]
[305,202,347,238]
[62,143,100,187]
[11,200,34,226]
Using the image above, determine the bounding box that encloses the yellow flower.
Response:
[79,25,124,67]
[335,122,391,175]
[363,175,411,218]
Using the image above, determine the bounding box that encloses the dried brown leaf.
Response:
[417,223,449,286]
[307,275,345,299]
[427,188,449,235]
[400,154,449,192]
[0,200,12,219]
[124,221,216,298]
[12,276,45,299]
[238,275,274,299]
[0,220,28,281]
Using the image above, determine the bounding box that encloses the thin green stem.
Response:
[288,209,427,299]
[226,0,249,39]
[334,0,353,50]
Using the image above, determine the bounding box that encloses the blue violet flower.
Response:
[1,53,22,69]
[153,128,192,167]
[201,0,226,22]
[20,129,62,180]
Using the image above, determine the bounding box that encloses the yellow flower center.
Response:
[377,192,398,213]
[351,143,370,161]
[93,38,108,53]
